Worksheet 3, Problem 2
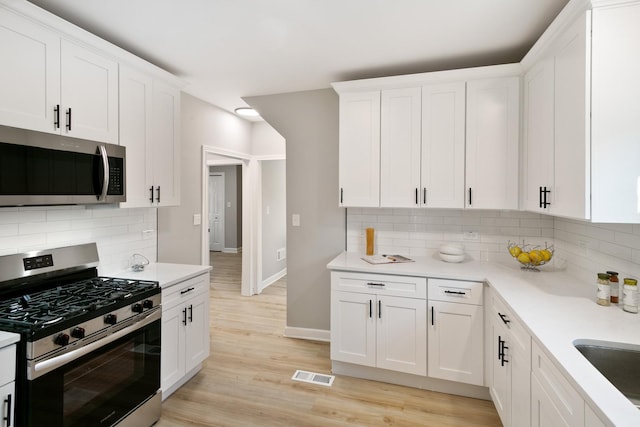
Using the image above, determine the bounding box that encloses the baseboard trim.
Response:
[260,268,286,292]
[283,326,330,342]
[222,247,242,254]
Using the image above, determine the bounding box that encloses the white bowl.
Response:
[439,243,465,256]
[439,252,465,263]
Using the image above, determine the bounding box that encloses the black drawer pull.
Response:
[444,290,466,295]
[367,282,386,287]
[498,312,511,325]
[182,308,187,325]
[4,393,11,426]
[180,287,195,295]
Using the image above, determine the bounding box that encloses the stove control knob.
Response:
[104,314,117,325]
[54,333,70,346]
[132,303,144,313]
[71,327,85,339]
[143,299,154,309]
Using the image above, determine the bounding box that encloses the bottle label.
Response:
[597,283,610,300]
[623,285,638,307]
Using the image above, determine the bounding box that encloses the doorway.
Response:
[209,172,225,252]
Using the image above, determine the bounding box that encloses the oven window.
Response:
[28,319,160,427]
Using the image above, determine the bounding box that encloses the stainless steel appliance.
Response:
[0,125,126,207]
[0,243,160,426]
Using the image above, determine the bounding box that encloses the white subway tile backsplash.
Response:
[0,206,157,273]
[346,208,640,281]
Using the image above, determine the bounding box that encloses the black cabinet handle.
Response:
[180,287,195,295]
[542,186,551,208]
[498,336,503,361]
[54,105,60,129]
[498,312,511,325]
[468,188,472,206]
[149,186,154,203]
[444,290,466,295]
[156,186,161,203]
[502,343,509,366]
[378,300,381,319]
[188,304,193,322]
[369,300,372,318]
[431,306,434,326]
[182,308,187,326]
[367,282,385,288]
[66,108,72,131]
[423,188,427,205]
[539,186,543,208]
[415,188,418,205]
[4,393,11,427]
[340,188,343,204]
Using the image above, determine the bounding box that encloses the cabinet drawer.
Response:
[0,345,15,386]
[162,273,210,309]
[428,278,483,305]
[331,271,426,299]
[532,341,584,426]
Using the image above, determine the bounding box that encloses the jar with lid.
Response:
[622,278,638,313]
[596,273,611,306]
[607,271,620,303]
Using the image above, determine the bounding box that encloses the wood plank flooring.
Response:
[156,252,501,427]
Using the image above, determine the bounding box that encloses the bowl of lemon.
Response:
[507,241,553,271]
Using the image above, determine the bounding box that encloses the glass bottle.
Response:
[596,273,610,306]
[622,278,638,313]
[607,271,619,304]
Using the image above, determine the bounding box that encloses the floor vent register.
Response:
[291,370,335,387]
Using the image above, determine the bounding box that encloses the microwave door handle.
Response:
[97,145,109,201]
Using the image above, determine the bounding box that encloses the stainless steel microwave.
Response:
[0,125,126,206]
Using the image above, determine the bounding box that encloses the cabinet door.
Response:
[185,292,210,371]
[377,296,427,376]
[152,80,181,206]
[119,66,153,207]
[338,91,380,207]
[330,291,376,367]
[489,315,510,426]
[522,58,554,213]
[591,4,640,223]
[0,9,60,133]
[466,77,519,210]
[0,382,14,427]
[161,303,187,395]
[421,82,465,208]
[428,300,483,385]
[531,374,573,427]
[60,40,118,144]
[380,87,421,207]
[552,12,591,220]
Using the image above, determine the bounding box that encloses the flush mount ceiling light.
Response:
[234,107,260,117]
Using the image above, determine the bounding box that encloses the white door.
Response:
[209,173,225,252]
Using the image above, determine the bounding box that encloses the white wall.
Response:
[0,205,156,273]
[251,121,285,157]
[261,159,286,283]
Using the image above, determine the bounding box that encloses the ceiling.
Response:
[27,0,570,119]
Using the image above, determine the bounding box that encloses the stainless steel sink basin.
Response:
[574,340,640,408]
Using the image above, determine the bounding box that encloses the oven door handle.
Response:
[28,308,161,380]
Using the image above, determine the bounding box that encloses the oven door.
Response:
[26,318,160,427]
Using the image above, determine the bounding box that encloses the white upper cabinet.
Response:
[0,8,60,133]
[338,91,381,207]
[60,40,119,144]
[591,2,640,223]
[380,87,421,207]
[421,82,466,209]
[465,77,520,210]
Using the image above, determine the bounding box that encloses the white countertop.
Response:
[107,263,212,288]
[0,331,20,348]
[327,252,640,426]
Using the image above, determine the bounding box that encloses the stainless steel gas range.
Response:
[0,243,161,427]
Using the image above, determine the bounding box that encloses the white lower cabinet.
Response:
[161,272,210,399]
[531,341,584,427]
[427,279,484,386]
[0,343,16,427]
[331,272,427,376]
[487,289,531,427]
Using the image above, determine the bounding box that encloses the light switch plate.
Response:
[292,214,300,227]
[193,214,202,225]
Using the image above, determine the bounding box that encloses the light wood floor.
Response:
[156,252,501,427]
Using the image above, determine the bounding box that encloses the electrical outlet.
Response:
[463,231,479,240]
[292,214,300,227]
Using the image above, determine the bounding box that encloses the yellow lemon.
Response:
[509,245,522,257]
[529,250,542,265]
[517,253,531,264]
[540,249,552,262]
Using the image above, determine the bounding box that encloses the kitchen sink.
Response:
[574,340,640,409]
